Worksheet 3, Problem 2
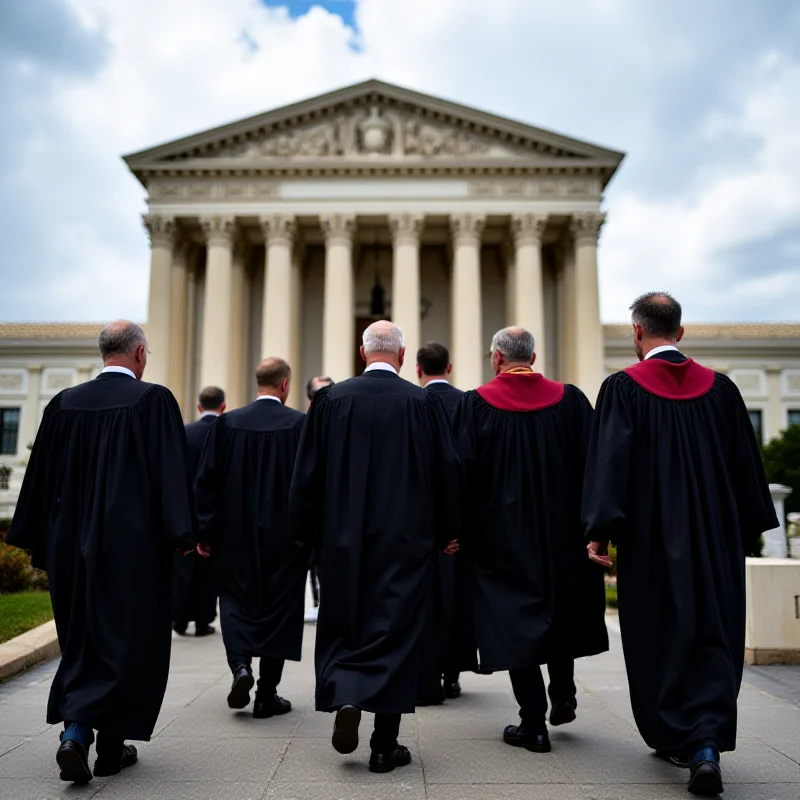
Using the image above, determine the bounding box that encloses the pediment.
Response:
[125,80,624,180]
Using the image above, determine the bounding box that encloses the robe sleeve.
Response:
[144,386,195,550]
[195,415,225,545]
[723,375,779,545]
[451,392,478,547]
[427,392,462,548]
[289,389,328,548]
[5,394,61,568]
[581,374,634,546]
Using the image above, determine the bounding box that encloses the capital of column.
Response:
[389,213,425,246]
[321,214,356,247]
[143,214,176,249]
[200,215,236,247]
[26,364,44,375]
[450,213,485,246]
[511,213,548,246]
[569,212,606,245]
[260,215,296,248]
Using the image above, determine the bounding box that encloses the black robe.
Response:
[582,351,778,754]
[172,415,218,627]
[418,381,470,702]
[452,372,608,673]
[195,399,308,661]
[289,369,461,714]
[6,373,194,740]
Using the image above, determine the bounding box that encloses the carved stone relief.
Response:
[730,370,764,395]
[0,371,25,392]
[148,181,279,202]
[44,371,76,392]
[467,179,601,198]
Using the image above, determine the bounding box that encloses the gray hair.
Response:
[363,321,404,356]
[490,327,535,362]
[99,321,148,360]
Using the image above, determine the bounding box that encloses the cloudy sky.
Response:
[1,0,798,323]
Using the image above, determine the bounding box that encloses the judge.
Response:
[196,358,307,719]
[172,386,225,637]
[583,293,778,796]
[6,321,194,783]
[415,342,468,704]
[452,327,608,753]
[290,321,461,774]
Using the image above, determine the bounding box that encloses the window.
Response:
[747,409,763,445]
[0,408,20,456]
[789,410,800,428]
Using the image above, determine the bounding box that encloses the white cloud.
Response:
[0,0,798,323]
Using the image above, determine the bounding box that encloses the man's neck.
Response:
[498,363,533,375]
[257,391,283,402]
[365,356,401,371]
[643,340,679,359]
[420,374,448,387]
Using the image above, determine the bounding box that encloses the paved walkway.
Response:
[1,615,799,799]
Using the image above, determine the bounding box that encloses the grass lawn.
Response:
[605,582,618,609]
[0,591,53,645]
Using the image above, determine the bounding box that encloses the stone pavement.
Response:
[1,614,799,799]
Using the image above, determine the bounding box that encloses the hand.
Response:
[197,542,212,558]
[587,540,612,569]
[443,540,460,555]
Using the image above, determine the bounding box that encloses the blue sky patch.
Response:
[261,0,357,30]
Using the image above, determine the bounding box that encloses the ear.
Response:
[197,404,203,414]
[398,347,406,368]
[633,323,644,341]
[530,352,537,366]
[676,326,685,343]
[416,365,422,379]
[219,403,226,413]
[360,346,367,363]
[446,363,452,375]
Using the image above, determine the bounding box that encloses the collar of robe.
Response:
[476,371,565,412]
[624,358,715,400]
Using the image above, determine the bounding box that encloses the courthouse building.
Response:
[1,80,799,511]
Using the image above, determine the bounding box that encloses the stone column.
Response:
[185,262,198,416]
[228,243,249,409]
[390,213,424,381]
[260,215,296,365]
[763,484,792,558]
[504,238,517,326]
[569,213,606,404]
[76,364,93,384]
[168,242,190,417]
[143,214,176,387]
[559,240,577,384]
[511,213,548,374]
[289,244,305,410]
[450,214,485,389]
[199,215,236,392]
[321,214,356,381]
[765,366,784,442]
[19,365,43,454]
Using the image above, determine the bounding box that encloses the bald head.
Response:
[361,320,405,371]
[490,326,536,375]
[630,292,682,338]
[256,357,291,404]
[99,320,148,379]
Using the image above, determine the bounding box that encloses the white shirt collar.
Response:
[199,411,220,419]
[256,395,282,403]
[425,379,450,386]
[101,366,136,379]
[645,345,680,360]
[364,362,398,375]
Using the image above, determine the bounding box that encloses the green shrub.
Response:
[605,580,618,609]
[0,541,35,593]
[762,425,800,520]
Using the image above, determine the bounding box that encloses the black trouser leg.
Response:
[370,713,402,753]
[226,650,253,674]
[257,656,285,698]
[95,732,124,762]
[309,565,320,607]
[509,667,548,733]
[547,658,576,707]
[442,652,460,685]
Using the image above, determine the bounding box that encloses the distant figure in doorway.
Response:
[290,321,461,773]
[196,358,308,719]
[415,342,468,705]
[172,386,225,637]
[583,293,777,796]
[6,321,194,783]
[453,326,608,754]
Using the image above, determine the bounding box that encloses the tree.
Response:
[762,424,800,520]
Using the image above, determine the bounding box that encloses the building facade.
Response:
[2,80,799,514]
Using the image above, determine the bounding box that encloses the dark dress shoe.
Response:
[56,739,93,784]
[331,705,361,754]
[688,759,723,796]
[227,666,255,709]
[172,623,187,636]
[253,694,292,719]
[443,680,462,699]
[503,724,551,753]
[369,744,412,774]
[195,624,216,637]
[549,701,577,727]
[94,744,138,777]
[655,750,689,769]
